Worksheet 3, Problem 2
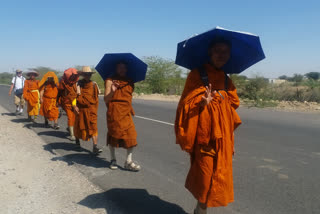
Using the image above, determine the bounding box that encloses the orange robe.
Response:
[106,78,137,148]
[40,83,59,121]
[74,80,99,141]
[23,79,40,116]
[58,80,77,126]
[175,64,242,207]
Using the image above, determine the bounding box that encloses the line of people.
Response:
[9,64,142,171]
[8,36,248,214]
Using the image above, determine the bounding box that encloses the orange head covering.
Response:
[63,68,79,84]
[39,71,59,88]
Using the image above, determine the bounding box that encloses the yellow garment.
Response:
[31,89,40,111]
[72,98,77,106]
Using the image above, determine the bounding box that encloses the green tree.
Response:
[279,75,288,80]
[243,77,268,101]
[144,56,185,94]
[288,74,304,83]
[305,72,320,80]
[0,72,14,84]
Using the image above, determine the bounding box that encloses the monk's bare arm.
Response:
[104,79,114,105]
[39,89,44,104]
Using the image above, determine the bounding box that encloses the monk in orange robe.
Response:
[175,38,242,214]
[23,71,40,122]
[74,66,102,154]
[104,61,141,171]
[39,72,60,129]
[57,68,79,140]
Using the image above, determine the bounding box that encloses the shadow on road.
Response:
[24,122,48,129]
[11,118,30,123]
[43,142,89,155]
[38,130,69,139]
[78,188,188,214]
[51,152,111,168]
[2,112,17,116]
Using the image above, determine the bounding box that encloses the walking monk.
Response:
[175,38,242,214]
[104,61,141,171]
[57,68,79,140]
[39,71,60,129]
[74,66,102,154]
[23,70,40,122]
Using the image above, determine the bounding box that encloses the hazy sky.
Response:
[0,0,319,78]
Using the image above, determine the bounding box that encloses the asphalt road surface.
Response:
[0,85,319,214]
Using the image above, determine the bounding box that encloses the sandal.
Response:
[124,161,141,172]
[75,138,80,146]
[92,146,102,155]
[53,123,60,130]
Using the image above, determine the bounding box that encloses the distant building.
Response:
[268,78,287,84]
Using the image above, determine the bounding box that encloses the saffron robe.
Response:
[23,79,40,116]
[74,80,99,141]
[40,83,59,121]
[58,80,77,126]
[106,78,137,148]
[175,64,242,207]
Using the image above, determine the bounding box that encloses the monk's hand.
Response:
[73,106,79,114]
[40,98,43,104]
[111,81,120,93]
[200,84,216,106]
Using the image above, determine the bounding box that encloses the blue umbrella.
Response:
[95,53,148,83]
[175,26,265,74]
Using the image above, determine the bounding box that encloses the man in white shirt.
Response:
[8,69,26,115]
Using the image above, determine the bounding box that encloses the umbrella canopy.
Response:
[175,26,265,74]
[95,53,148,83]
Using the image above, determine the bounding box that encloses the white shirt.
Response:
[11,76,25,92]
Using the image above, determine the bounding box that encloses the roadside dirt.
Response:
[0,105,107,214]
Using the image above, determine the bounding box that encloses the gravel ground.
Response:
[0,105,107,214]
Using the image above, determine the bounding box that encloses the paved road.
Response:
[1,85,320,214]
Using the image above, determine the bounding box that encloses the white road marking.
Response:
[135,115,174,126]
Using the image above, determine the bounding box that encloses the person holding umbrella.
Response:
[96,53,147,171]
[23,70,40,122]
[57,68,79,140]
[39,71,60,129]
[175,27,265,214]
[73,66,102,154]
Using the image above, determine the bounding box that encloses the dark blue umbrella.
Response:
[95,53,148,83]
[175,26,265,74]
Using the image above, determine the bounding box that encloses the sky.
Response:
[0,0,319,78]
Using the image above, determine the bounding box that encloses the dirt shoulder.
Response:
[0,105,106,214]
[133,93,320,113]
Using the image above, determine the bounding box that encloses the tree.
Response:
[305,72,320,80]
[288,74,304,83]
[144,56,185,94]
[279,75,288,80]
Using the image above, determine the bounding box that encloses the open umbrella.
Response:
[175,26,265,74]
[95,53,148,83]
